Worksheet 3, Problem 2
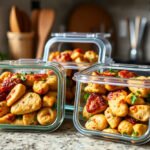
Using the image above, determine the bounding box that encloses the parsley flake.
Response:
[131,94,137,104]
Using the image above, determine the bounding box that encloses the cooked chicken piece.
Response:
[84,83,106,94]
[46,75,57,91]
[84,51,98,63]
[23,112,38,125]
[132,124,148,137]
[49,51,60,61]
[107,90,128,117]
[0,113,15,124]
[82,106,92,119]
[85,114,108,131]
[104,107,121,129]
[85,93,107,115]
[128,76,150,98]
[43,91,57,107]
[33,81,49,95]
[118,120,133,135]
[129,105,150,122]
[0,101,10,117]
[125,93,145,105]
[11,92,42,115]
[37,108,56,125]
[7,83,26,106]
[103,128,119,134]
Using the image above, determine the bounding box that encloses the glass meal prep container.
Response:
[73,63,150,145]
[43,32,113,118]
[0,59,65,131]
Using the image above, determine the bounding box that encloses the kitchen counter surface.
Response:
[0,120,150,150]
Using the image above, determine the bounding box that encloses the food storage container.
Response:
[0,59,66,131]
[73,63,150,145]
[43,32,113,118]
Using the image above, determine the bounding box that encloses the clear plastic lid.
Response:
[0,59,66,132]
[73,63,150,145]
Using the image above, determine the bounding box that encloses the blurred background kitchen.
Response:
[0,0,150,64]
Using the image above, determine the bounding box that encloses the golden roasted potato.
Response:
[12,118,24,125]
[108,90,128,117]
[105,84,124,92]
[132,124,148,137]
[103,128,119,134]
[33,81,49,95]
[84,83,106,94]
[118,120,133,135]
[71,48,84,60]
[23,112,38,125]
[37,108,56,125]
[0,113,15,124]
[46,75,57,91]
[0,71,12,82]
[74,57,85,63]
[128,76,150,98]
[49,51,60,61]
[84,51,98,63]
[82,106,92,119]
[11,92,42,115]
[129,105,150,122]
[25,74,48,87]
[104,107,121,129]
[0,101,10,117]
[6,83,26,106]
[56,51,72,62]
[85,114,108,131]
[125,93,145,105]
[43,91,57,107]
[85,93,108,115]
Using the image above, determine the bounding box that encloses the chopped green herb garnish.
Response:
[131,94,137,104]
[132,131,138,137]
[20,75,26,81]
[83,93,90,101]
[109,69,118,73]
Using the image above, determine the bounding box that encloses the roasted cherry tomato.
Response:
[118,70,137,78]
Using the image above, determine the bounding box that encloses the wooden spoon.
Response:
[9,5,23,32]
[36,9,55,59]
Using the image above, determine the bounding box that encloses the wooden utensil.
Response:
[9,5,23,32]
[36,9,55,59]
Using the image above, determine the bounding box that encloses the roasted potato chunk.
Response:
[103,128,119,134]
[107,90,128,117]
[6,83,26,106]
[46,75,57,91]
[85,93,108,115]
[104,107,121,129]
[129,105,150,122]
[12,118,24,125]
[118,120,133,135]
[11,92,42,115]
[0,101,10,117]
[84,83,106,94]
[125,93,145,105]
[85,114,108,131]
[33,81,49,95]
[82,106,92,119]
[37,108,56,125]
[48,51,60,61]
[84,51,98,63]
[23,112,38,125]
[132,124,148,137]
[56,51,72,62]
[105,84,124,92]
[43,91,57,107]
[0,113,15,124]
[128,76,150,98]
[0,71,12,82]
[71,48,84,60]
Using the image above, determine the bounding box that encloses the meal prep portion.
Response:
[0,70,58,126]
[82,69,150,137]
[49,48,98,104]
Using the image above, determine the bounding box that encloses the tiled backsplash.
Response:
[0,0,150,62]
